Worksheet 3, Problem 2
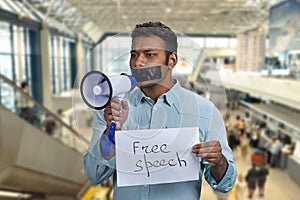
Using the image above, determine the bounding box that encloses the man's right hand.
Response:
[103,97,129,131]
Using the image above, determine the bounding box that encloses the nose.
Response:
[134,54,146,67]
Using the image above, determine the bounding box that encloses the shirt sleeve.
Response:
[83,111,116,185]
[204,106,237,192]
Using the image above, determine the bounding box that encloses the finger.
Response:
[105,115,114,122]
[195,151,217,158]
[110,101,122,111]
[104,108,112,115]
[192,140,219,149]
[112,115,121,122]
[192,143,203,150]
[120,100,128,110]
[193,147,220,158]
[202,141,221,150]
[202,140,220,147]
[111,97,122,106]
[200,151,220,158]
[202,158,218,166]
[200,148,222,157]
[111,109,121,117]
[192,143,214,154]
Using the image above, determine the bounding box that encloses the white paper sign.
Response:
[115,127,200,187]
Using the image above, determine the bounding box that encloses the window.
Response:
[205,37,229,48]
[98,34,237,77]
[0,22,11,53]
[0,19,40,108]
[0,21,14,109]
[99,35,131,75]
[50,34,73,93]
[83,43,93,71]
[229,38,237,48]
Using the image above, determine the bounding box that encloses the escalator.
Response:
[0,74,90,199]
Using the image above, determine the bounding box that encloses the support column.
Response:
[69,40,79,89]
[75,38,83,87]
[40,28,52,109]
[29,29,43,103]
[16,26,23,83]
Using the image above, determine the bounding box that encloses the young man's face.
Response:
[130,35,170,88]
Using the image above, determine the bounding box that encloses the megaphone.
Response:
[80,71,136,110]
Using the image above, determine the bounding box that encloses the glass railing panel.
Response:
[0,73,88,154]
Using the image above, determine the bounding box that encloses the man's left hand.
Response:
[192,140,228,181]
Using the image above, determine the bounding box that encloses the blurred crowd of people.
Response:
[214,106,297,200]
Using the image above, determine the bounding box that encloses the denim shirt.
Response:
[84,80,237,200]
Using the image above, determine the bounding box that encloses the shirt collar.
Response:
[164,80,182,112]
[131,79,182,112]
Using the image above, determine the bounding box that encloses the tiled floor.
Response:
[200,108,300,200]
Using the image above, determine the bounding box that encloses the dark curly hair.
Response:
[131,21,178,53]
[21,81,29,89]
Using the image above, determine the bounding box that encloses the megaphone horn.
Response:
[80,71,136,110]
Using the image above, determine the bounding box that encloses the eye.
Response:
[146,53,155,57]
[130,52,138,58]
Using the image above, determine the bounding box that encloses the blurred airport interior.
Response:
[0,0,300,199]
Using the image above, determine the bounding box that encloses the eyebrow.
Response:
[130,49,160,54]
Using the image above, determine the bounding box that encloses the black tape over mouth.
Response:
[131,66,162,82]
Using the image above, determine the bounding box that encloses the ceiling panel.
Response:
[67,0,283,35]
[23,0,285,42]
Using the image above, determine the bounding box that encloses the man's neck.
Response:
[141,80,174,102]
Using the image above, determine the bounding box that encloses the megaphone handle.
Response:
[108,121,116,145]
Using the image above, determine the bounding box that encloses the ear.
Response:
[168,52,178,69]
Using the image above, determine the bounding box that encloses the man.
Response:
[16,81,35,124]
[269,136,283,167]
[84,21,236,200]
[245,163,258,199]
[257,163,269,198]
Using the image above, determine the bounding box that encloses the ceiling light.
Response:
[165,7,172,13]
[0,191,32,199]
[188,27,194,31]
